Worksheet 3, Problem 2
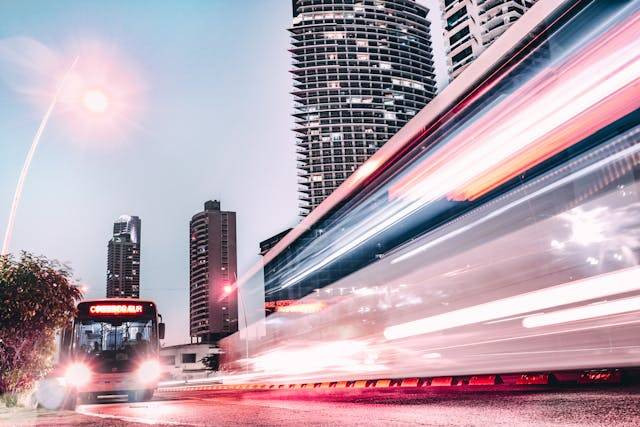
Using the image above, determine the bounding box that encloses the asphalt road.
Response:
[83,387,640,426]
[6,387,640,426]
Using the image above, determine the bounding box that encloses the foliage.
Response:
[201,354,219,371]
[0,252,81,401]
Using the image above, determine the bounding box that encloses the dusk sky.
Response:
[0,0,446,345]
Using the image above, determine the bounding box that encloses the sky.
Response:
[0,0,447,345]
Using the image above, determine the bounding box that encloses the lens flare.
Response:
[82,88,109,113]
[64,362,91,388]
[137,359,162,383]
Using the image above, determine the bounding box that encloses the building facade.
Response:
[160,343,220,381]
[189,200,238,343]
[442,0,538,79]
[291,0,438,215]
[106,215,141,298]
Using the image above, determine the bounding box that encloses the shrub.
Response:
[0,252,81,403]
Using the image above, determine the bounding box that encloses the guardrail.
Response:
[158,368,640,393]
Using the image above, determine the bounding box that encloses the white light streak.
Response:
[280,196,427,289]
[397,40,640,204]
[384,266,640,340]
[391,142,640,264]
[522,296,640,328]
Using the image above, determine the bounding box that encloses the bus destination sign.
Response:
[89,304,144,315]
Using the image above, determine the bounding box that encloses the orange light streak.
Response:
[389,12,640,203]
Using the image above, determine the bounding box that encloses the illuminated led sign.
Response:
[89,304,143,315]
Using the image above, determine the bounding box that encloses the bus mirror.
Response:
[158,322,165,340]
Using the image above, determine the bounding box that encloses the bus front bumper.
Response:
[77,372,157,394]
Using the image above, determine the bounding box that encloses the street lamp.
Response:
[2,45,142,255]
[82,89,109,113]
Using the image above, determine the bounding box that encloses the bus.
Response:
[220,0,640,382]
[53,299,165,407]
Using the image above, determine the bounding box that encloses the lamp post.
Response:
[2,46,135,256]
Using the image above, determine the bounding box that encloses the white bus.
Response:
[48,299,165,408]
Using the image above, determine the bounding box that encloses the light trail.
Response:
[383,266,640,340]
[415,319,640,354]
[390,137,640,264]
[522,296,640,328]
[219,2,640,384]
[277,9,640,289]
[389,10,640,203]
[1,56,79,255]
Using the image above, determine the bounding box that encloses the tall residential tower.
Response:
[189,200,238,343]
[106,215,141,298]
[291,0,438,215]
[442,0,538,79]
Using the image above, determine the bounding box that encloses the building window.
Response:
[449,26,470,46]
[181,353,197,364]
[324,31,345,40]
[446,6,467,31]
[452,46,473,64]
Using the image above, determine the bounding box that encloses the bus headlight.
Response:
[137,359,161,383]
[64,362,92,388]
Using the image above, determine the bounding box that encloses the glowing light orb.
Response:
[82,89,109,113]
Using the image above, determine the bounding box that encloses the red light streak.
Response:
[389,11,640,203]
[276,301,326,314]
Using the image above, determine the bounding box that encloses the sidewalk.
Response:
[0,405,177,426]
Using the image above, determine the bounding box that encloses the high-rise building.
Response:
[189,200,238,343]
[291,0,438,216]
[442,0,538,79]
[106,215,141,298]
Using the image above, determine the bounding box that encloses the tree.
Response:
[201,354,219,371]
[0,252,81,402]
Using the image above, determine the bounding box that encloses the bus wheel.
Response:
[62,393,77,410]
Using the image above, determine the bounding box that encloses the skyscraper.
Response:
[442,0,538,79]
[106,215,141,298]
[291,0,438,216]
[189,200,238,343]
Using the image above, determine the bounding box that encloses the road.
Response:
[5,387,640,426]
[71,386,640,426]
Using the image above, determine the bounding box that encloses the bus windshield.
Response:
[73,318,156,373]
[70,300,160,372]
